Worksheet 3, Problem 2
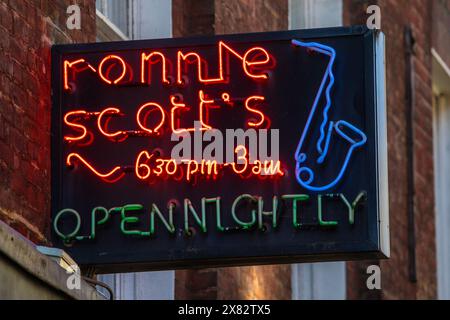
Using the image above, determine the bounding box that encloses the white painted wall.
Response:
[288,0,347,300]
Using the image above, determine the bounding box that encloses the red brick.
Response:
[345,0,439,300]
[0,0,96,245]
[0,3,13,33]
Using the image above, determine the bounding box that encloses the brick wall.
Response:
[173,0,291,300]
[217,265,291,300]
[215,0,288,35]
[0,0,96,244]
[172,0,214,37]
[344,0,444,299]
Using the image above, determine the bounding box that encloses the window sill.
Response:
[96,9,129,42]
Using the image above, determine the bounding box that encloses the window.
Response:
[291,262,346,299]
[289,0,343,30]
[98,271,174,300]
[96,0,172,42]
[432,48,450,300]
[96,0,134,40]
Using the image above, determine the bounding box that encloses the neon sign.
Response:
[51,27,389,271]
[53,192,367,241]
[63,41,270,90]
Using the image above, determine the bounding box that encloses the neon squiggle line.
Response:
[66,153,125,182]
[292,39,367,191]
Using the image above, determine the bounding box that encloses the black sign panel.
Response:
[51,26,389,272]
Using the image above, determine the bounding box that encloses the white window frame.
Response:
[96,0,134,41]
[432,48,450,300]
[96,9,129,41]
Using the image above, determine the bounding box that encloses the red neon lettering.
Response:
[242,47,270,79]
[221,92,231,103]
[135,150,153,180]
[199,90,217,130]
[170,95,194,134]
[186,160,199,181]
[219,42,270,80]
[252,160,263,175]
[262,160,284,176]
[64,42,271,90]
[170,91,218,133]
[245,96,266,127]
[154,159,165,176]
[64,110,89,142]
[63,43,277,185]
[141,52,170,85]
[177,51,223,85]
[63,59,96,91]
[166,159,178,175]
[136,102,165,135]
[97,107,127,140]
[200,160,218,176]
[231,145,248,174]
[133,148,283,183]
[98,55,127,85]
[176,41,271,85]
